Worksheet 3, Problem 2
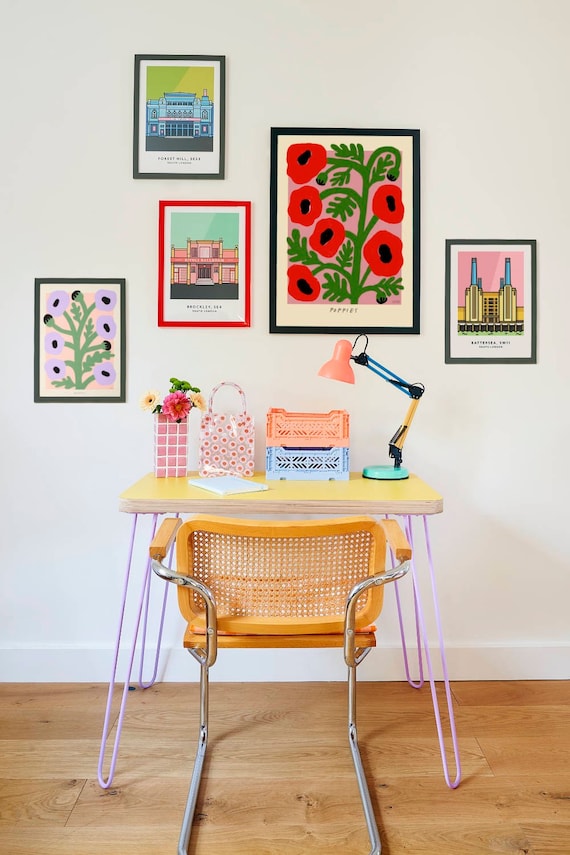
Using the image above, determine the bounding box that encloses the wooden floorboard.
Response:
[0,681,569,854]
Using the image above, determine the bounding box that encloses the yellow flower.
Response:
[190,392,206,411]
[140,390,160,412]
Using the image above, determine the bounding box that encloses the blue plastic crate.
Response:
[266,446,350,481]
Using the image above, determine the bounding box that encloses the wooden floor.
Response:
[0,680,569,854]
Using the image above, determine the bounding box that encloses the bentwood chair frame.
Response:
[150,514,412,855]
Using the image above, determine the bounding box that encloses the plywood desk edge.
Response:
[119,472,443,516]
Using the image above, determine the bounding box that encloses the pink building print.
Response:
[170,239,239,286]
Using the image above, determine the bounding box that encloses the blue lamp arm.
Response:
[355,353,424,399]
[352,345,425,470]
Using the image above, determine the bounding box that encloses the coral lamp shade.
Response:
[318,339,355,384]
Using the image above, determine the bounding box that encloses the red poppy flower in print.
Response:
[286,143,327,184]
[308,218,346,258]
[287,264,321,302]
[363,231,403,277]
[288,186,323,227]
[372,185,405,224]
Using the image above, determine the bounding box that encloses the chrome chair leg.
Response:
[150,558,218,854]
[177,657,209,855]
[343,559,410,855]
[348,663,381,855]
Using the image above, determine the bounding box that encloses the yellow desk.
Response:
[99,472,460,790]
[119,470,443,516]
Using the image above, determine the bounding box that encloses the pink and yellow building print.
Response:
[170,239,239,286]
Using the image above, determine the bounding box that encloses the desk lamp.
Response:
[318,334,424,480]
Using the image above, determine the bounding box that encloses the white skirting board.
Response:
[1,644,569,682]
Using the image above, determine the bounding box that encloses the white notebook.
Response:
[188,476,269,496]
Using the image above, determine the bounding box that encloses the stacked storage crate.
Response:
[265,409,350,480]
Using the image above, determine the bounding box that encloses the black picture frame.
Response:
[445,239,537,364]
[133,54,226,180]
[269,127,420,334]
[34,278,126,402]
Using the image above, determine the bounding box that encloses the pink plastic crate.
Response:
[266,408,349,448]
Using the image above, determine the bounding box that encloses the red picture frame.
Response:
[158,200,251,327]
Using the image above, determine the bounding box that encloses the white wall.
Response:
[1,0,569,682]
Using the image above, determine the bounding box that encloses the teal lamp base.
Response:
[362,464,409,480]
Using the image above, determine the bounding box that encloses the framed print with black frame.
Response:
[34,278,126,402]
[158,200,251,328]
[445,239,537,364]
[133,54,225,179]
[269,127,420,334]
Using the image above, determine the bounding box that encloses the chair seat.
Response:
[183,627,377,649]
[188,609,377,635]
[183,618,376,648]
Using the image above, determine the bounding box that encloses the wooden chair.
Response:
[150,514,412,855]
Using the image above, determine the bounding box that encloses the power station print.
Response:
[445,240,536,364]
[458,254,524,335]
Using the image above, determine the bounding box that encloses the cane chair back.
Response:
[174,514,385,643]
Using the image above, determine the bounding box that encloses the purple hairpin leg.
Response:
[393,557,424,689]
[137,553,170,689]
[400,514,461,788]
[98,513,172,788]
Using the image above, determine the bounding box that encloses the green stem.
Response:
[312,260,352,277]
[75,295,96,346]
[46,318,73,336]
[71,295,97,389]
[61,310,83,388]
[361,214,378,244]
[319,186,362,206]
[325,157,367,180]
[346,149,401,301]
[366,146,402,179]
[348,157,376,302]
[84,343,112,354]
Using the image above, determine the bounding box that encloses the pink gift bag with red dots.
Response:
[198,381,255,477]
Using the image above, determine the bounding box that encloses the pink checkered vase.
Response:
[154,413,189,478]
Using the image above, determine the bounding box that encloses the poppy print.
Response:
[286,143,327,184]
[372,185,405,224]
[308,218,346,258]
[288,186,323,227]
[287,265,321,301]
[363,231,404,278]
[35,278,125,402]
[277,131,417,319]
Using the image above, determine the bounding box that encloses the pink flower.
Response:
[162,391,192,422]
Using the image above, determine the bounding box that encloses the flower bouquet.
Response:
[140,378,206,477]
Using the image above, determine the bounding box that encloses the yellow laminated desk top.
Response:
[119,472,443,516]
